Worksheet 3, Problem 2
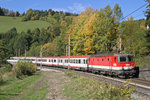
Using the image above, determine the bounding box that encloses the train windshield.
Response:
[120,56,127,62]
[118,55,134,62]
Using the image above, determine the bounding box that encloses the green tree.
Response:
[113,4,123,22]
[27,45,41,56]
[0,40,10,67]
[118,17,148,56]
[15,11,20,17]
[14,33,32,56]
[0,7,4,16]
[42,43,56,56]
[94,6,117,53]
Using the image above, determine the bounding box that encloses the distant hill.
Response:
[0,16,51,33]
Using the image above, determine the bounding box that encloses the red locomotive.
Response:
[7,53,137,78]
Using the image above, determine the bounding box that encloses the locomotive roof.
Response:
[90,53,133,57]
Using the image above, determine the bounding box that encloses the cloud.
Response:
[68,3,86,13]
[53,8,67,12]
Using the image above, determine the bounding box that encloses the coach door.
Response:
[108,57,112,71]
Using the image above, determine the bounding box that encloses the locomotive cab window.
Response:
[118,55,134,62]
[119,56,126,62]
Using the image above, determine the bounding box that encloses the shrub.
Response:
[13,61,37,79]
[3,64,12,72]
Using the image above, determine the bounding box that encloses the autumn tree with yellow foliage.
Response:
[66,4,123,55]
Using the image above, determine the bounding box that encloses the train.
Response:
[7,53,137,78]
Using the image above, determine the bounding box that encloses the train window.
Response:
[114,57,116,62]
[102,59,104,61]
[76,60,77,64]
[83,59,85,64]
[79,60,81,64]
[86,60,88,64]
[54,59,56,62]
[108,58,109,61]
[43,59,47,62]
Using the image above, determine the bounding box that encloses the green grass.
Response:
[64,71,134,100]
[0,72,47,100]
[16,79,48,100]
[0,16,51,33]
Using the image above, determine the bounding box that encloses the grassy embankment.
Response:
[64,71,135,100]
[0,16,51,33]
[0,72,48,100]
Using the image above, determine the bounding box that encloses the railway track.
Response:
[39,66,150,99]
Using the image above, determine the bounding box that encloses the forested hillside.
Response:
[0,3,150,67]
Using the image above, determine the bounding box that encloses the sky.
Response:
[0,0,149,20]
